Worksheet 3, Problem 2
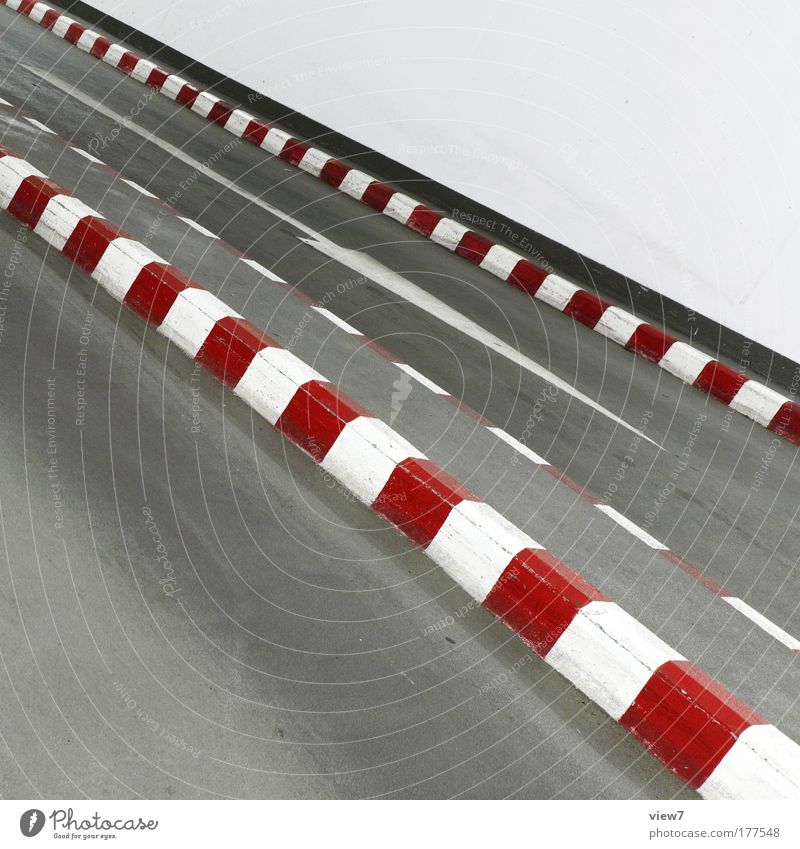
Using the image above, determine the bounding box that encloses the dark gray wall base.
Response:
[52,1,800,392]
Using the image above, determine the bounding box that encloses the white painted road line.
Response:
[722,597,800,653]
[596,504,670,550]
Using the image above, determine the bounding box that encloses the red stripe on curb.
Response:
[319,158,351,189]
[8,175,63,228]
[176,83,200,108]
[276,380,371,461]
[146,66,169,91]
[621,660,765,788]
[123,261,200,326]
[407,205,443,238]
[564,290,611,329]
[507,259,547,297]
[627,324,677,363]
[196,316,276,387]
[768,401,800,445]
[41,8,60,28]
[694,361,749,405]
[484,549,608,656]
[455,231,494,265]
[279,138,309,167]
[207,100,235,127]
[63,22,85,44]
[242,118,270,146]
[117,51,140,75]
[18,0,36,14]
[62,215,125,273]
[89,36,112,60]
[361,181,395,213]
[374,458,477,546]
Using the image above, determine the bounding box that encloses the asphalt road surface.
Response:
[0,4,797,799]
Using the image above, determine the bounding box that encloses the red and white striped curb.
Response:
[3,0,799,447]
[6,88,795,658]
[1,141,798,798]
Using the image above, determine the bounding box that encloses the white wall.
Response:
[89,0,800,363]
